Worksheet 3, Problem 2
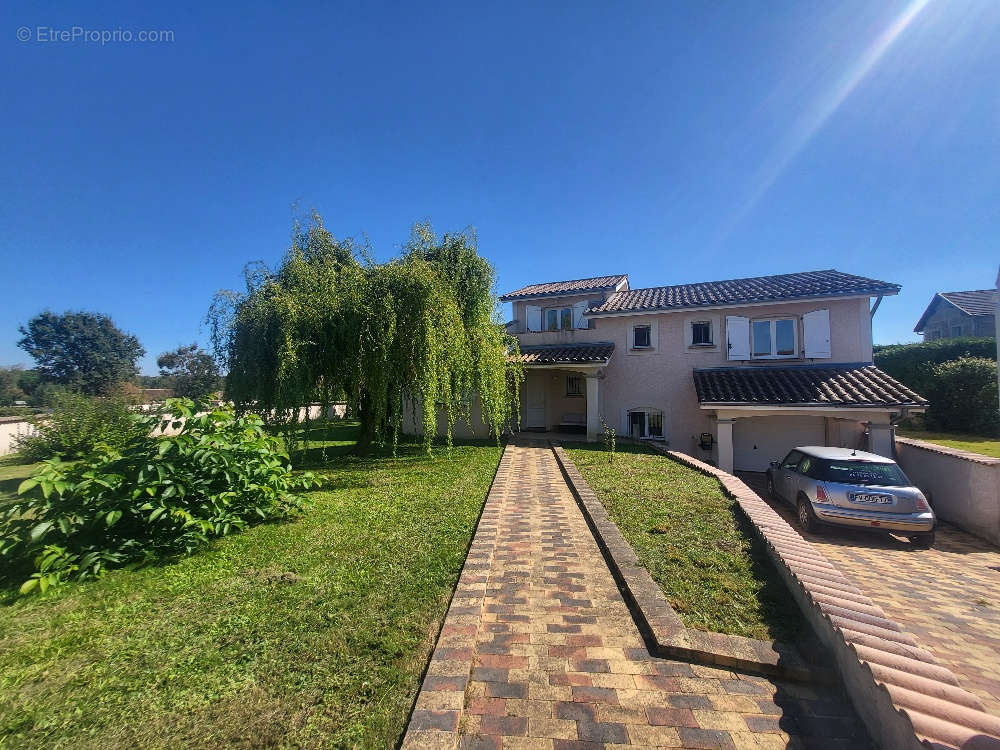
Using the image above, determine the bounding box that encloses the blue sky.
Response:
[2,1,998,373]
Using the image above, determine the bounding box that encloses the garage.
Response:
[733,415,825,472]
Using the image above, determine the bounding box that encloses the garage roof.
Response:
[693,364,927,407]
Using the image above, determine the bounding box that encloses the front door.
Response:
[524,372,546,430]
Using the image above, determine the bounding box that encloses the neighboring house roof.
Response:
[499,274,628,302]
[693,364,927,407]
[913,289,998,333]
[587,270,899,316]
[516,342,615,365]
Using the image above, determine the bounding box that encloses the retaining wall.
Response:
[896,436,1000,547]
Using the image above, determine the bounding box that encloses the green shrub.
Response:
[1,399,319,593]
[13,391,149,462]
[924,357,1000,435]
[874,337,997,396]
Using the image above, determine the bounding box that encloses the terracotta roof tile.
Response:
[516,342,614,365]
[693,365,927,407]
[588,270,899,315]
[499,275,627,302]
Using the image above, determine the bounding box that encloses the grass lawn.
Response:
[897,429,1000,459]
[0,455,39,507]
[0,421,502,750]
[565,442,804,643]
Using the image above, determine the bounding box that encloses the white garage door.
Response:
[733,416,825,472]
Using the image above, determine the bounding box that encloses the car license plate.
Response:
[852,493,892,505]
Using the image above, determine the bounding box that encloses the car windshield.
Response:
[815,459,909,486]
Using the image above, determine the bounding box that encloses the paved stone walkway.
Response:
[406,443,872,749]
[740,472,1000,718]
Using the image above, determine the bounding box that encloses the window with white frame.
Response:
[633,325,651,348]
[545,306,573,331]
[751,317,797,359]
[691,320,713,346]
[566,374,583,397]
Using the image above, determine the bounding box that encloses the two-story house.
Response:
[913,288,998,341]
[485,269,925,474]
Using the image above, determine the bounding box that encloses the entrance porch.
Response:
[517,342,614,442]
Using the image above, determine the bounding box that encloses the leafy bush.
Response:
[1,399,319,593]
[13,390,149,462]
[924,357,1000,434]
[874,337,997,397]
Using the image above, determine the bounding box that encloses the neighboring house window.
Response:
[691,321,712,346]
[951,325,963,338]
[566,374,583,397]
[633,325,651,348]
[751,318,797,359]
[544,306,573,331]
[626,408,664,439]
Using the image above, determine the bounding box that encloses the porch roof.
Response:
[516,341,615,366]
[693,364,927,408]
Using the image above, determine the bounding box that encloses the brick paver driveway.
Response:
[740,472,1000,718]
[407,442,872,749]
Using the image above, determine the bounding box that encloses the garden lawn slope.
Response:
[0,424,501,750]
[565,442,804,642]
[896,429,1000,459]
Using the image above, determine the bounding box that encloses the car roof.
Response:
[791,446,896,463]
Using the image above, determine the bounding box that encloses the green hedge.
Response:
[923,357,999,434]
[874,337,996,397]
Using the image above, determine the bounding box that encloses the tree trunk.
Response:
[355,394,376,456]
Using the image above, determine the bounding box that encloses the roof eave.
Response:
[698,401,927,409]
[499,286,619,303]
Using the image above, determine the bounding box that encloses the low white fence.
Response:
[895,436,1000,546]
[0,418,36,456]
[0,403,348,457]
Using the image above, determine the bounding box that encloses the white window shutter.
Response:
[803,309,831,358]
[572,300,589,329]
[726,316,750,360]
[526,305,542,332]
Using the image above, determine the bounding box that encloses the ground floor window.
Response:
[627,408,664,439]
[566,374,583,397]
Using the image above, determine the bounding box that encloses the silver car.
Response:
[766,446,936,547]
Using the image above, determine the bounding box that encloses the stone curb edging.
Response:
[550,444,817,683]
[653,445,1000,750]
[399,443,513,750]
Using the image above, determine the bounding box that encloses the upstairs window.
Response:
[752,318,797,359]
[545,306,573,331]
[633,325,651,348]
[691,321,713,346]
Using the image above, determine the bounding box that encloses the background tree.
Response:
[17,311,145,395]
[208,213,522,454]
[156,344,221,398]
[0,366,28,406]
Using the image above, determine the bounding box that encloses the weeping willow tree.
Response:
[207,213,522,454]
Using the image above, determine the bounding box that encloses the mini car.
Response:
[766,446,935,547]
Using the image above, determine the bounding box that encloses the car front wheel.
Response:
[909,531,935,548]
[797,498,819,534]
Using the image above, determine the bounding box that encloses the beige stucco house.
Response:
[484,269,925,474]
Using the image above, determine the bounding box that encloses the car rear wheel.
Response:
[909,531,935,548]
[797,498,819,534]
